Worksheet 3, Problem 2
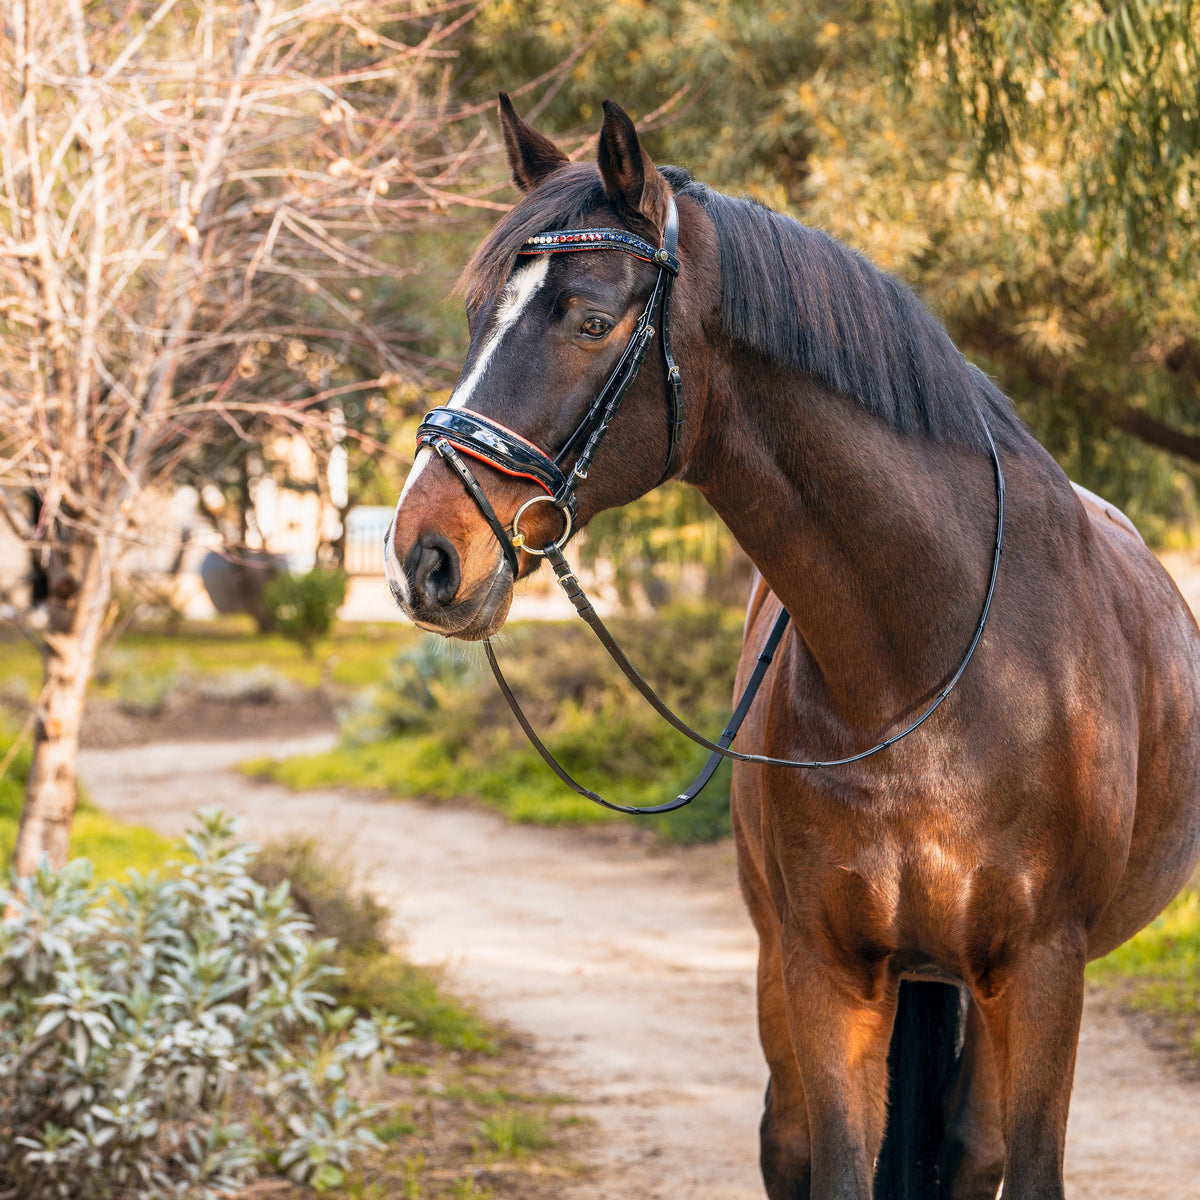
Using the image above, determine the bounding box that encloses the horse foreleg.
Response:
[738,835,812,1198]
[970,933,1086,1200]
[781,938,897,1200]
[757,926,812,1198]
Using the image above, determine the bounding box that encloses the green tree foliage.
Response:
[455,1,823,197]
[265,568,348,657]
[880,0,1200,531]
[888,0,1200,270]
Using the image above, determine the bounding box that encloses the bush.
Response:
[265,568,347,657]
[341,638,482,742]
[250,837,494,1051]
[329,606,745,842]
[0,810,410,1199]
[251,836,390,958]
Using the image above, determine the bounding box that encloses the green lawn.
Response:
[1089,886,1200,1056]
[0,719,176,878]
[0,616,421,702]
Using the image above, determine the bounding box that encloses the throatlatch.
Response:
[415,192,1006,815]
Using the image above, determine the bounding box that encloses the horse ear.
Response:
[597,100,671,239]
[498,92,568,193]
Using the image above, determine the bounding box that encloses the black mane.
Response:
[463,162,1028,452]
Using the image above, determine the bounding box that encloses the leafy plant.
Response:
[256,609,745,843]
[342,638,482,741]
[265,568,348,658]
[251,836,494,1051]
[0,810,410,1199]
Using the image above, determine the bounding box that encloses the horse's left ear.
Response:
[597,100,672,241]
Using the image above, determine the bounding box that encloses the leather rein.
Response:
[415,195,1006,816]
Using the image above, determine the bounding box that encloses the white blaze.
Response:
[447,254,550,411]
[387,255,551,604]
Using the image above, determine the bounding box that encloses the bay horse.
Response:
[384,95,1200,1199]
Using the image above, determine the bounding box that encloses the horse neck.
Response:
[689,362,999,728]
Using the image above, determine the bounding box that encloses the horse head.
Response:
[384,96,715,639]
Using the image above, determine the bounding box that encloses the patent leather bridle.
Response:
[414,194,1006,816]
[416,203,683,575]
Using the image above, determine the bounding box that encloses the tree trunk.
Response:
[12,541,110,875]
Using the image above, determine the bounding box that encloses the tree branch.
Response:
[1109,407,1200,467]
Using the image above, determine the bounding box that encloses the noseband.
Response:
[411,192,1007,816]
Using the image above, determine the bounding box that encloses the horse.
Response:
[383,94,1200,1200]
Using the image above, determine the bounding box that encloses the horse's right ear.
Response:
[499,92,568,193]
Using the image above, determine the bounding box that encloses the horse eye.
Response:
[579,315,612,340]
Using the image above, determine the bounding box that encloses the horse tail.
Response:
[873,980,965,1200]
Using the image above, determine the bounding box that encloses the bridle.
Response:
[413,193,1006,816]
[415,201,683,578]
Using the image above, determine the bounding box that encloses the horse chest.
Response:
[763,795,1034,989]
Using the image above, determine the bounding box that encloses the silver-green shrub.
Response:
[0,809,411,1198]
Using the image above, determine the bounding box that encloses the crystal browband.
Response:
[521,228,679,274]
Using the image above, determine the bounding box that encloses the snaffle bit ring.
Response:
[510,494,573,556]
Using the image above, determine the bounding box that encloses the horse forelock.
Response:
[460,163,608,310]
[460,161,1030,454]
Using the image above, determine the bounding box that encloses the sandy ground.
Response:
[81,734,1200,1200]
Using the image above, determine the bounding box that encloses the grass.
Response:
[0,718,176,878]
[1088,884,1200,1057]
[0,616,422,702]
[248,736,623,828]
[255,735,737,842]
[247,606,744,844]
[476,1109,554,1159]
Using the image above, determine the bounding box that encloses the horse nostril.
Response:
[408,533,461,610]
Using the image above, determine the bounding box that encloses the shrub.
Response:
[0,810,410,1199]
[341,637,481,742]
[250,837,494,1051]
[251,835,390,958]
[329,607,745,841]
[265,568,347,657]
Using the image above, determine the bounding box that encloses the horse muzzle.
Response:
[384,510,515,640]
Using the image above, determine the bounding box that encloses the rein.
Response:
[415,195,1007,816]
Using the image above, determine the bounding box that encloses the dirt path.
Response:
[81,736,1200,1199]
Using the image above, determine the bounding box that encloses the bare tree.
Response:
[0,0,507,872]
